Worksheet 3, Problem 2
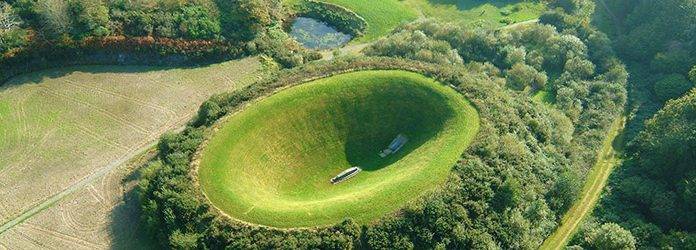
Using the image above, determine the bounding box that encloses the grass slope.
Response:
[286,0,543,44]
[287,0,418,43]
[404,0,545,28]
[540,117,626,249]
[198,70,479,228]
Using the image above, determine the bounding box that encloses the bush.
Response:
[587,223,637,250]
[506,63,547,91]
[364,29,463,65]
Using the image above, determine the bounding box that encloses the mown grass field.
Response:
[287,0,418,42]
[0,57,262,248]
[287,0,545,43]
[404,0,546,27]
[198,70,480,228]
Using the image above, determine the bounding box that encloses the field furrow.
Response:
[0,57,263,248]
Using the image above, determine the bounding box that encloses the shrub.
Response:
[364,30,463,65]
[585,223,637,250]
[506,63,548,91]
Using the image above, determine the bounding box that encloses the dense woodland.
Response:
[566,1,696,249]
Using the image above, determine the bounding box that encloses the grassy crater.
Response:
[197,70,479,228]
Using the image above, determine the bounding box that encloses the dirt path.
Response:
[540,117,626,249]
[500,19,539,30]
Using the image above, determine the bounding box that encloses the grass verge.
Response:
[540,117,626,249]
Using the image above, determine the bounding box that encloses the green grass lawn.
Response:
[286,0,544,44]
[287,0,418,42]
[198,70,480,228]
[404,0,546,28]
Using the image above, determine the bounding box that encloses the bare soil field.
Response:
[0,57,262,248]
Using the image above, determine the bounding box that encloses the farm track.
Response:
[540,117,626,249]
[0,140,155,234]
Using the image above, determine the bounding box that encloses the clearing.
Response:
[197,70,480,228]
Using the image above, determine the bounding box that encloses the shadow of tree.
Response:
[109,160,158,250]
[0,64,179,92]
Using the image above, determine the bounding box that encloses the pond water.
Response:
[289,17,352,50]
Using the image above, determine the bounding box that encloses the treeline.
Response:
[573,1,696,248]
[0,0,320,82]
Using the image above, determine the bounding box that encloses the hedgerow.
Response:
[1,0,320,84]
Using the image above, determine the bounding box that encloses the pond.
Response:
[289,17,352,50]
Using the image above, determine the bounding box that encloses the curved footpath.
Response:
[540,117,626,249]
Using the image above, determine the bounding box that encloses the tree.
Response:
[178,5,221,40]
[506,63,548,91]
[589,223,637,250]
[492,176,522,211]
[653,74,694,102]
[169,230,199,249]
[689,65,696,83]
[0,2,27,53]
[68,0,110,39]
[564,57,596,79]
[545,34,587,69]
[364,29,463,65]
[551,0,596,20]
[503,45,526,68]
[635,89,696,184]
[34,0,72,40]
[0,2,21,31]
[218,0,280,42]
[547,169,582,212]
